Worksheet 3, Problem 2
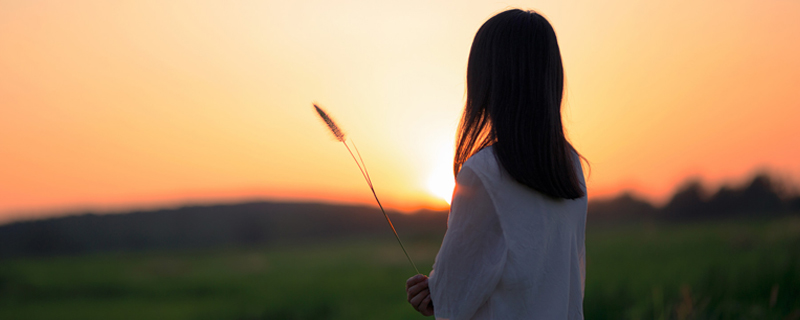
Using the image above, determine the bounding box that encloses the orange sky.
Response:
[1,0,799,224]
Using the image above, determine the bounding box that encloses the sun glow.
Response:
[426,147,456,205]
[427,170,455,205]
[2,1,800,221]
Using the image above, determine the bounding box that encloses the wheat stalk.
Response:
[313,103,420,274]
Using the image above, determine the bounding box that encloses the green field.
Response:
[1,217,798,320]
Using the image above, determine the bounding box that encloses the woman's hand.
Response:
[406,274,434,316]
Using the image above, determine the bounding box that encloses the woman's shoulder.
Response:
[462,146,502,182]
[462,145,584,193]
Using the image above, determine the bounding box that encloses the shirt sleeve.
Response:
[428,165,508,320]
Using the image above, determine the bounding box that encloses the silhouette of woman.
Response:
[405,9,588,319]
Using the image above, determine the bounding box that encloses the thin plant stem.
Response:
[351,142,373,187]
[342,140,420,275]
[342,141,372,189]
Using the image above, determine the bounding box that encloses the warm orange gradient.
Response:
[1,1,799,223]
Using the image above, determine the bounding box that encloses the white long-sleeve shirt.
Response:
[428,146,587,320]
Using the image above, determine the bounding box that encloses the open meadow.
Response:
[1,217,798,320]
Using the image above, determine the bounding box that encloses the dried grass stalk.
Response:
[313,103,420,274]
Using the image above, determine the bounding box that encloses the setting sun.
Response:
[427,170,455,205]
[426,147,456,205]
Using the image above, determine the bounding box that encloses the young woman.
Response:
[405,9,588,319]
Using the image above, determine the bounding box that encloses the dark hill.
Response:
[0,202,448,258]
[3,173,798,258]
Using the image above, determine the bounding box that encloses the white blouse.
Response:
[428,146,587,320]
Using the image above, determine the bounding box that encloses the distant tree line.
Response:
[2,173,798,257]
[589,173,800,223]
[0,203,447,258]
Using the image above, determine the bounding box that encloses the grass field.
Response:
[1,217,798,320]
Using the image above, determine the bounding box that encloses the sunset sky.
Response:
[1,0,799,224]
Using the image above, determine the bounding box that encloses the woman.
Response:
[405,9,588,319]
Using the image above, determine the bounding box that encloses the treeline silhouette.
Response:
[589,173,800,223]
[1,173,798,258]
[0,203,447,258]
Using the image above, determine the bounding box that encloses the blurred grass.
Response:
[1,217,799,320]
[585,217,800,319]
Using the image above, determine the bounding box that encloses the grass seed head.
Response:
[313,103,346,142]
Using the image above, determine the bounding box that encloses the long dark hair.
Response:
[454,9,586,200]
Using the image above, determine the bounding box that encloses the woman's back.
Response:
[405,9,588,320]
[428,146,587,320]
